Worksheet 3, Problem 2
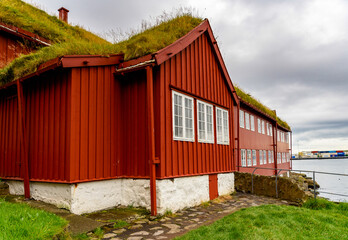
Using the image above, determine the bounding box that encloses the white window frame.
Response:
[268,150,272,163]
[264,150,267,164]
[261,120,265,134]
[197,100,214,143]
[250,115,255,131]
[269,124,273,136]
[241,149,246,167]
[277,130,280,141]
[245,112,250,130]
[216,107,230,145]
[252,150,257,166]
[258,118,261,133]
[239,110,244,128]
[259,150,263,165]
[277,152,281,163]
[266,123,269,136]
[247,149,252,166]
[172,91,194,141]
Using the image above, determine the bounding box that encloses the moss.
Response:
[235,86,291,130]
[0,0,202,84]
[0,0,106,44]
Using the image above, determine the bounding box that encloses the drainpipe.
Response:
[16,80,30,199]
[236,103,241,171]
[275,123,278,176]
[146,66,157,216]
[290,131,293,169]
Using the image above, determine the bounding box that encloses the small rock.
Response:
[153,230,164,236]
[129,224,143,229]
[104,233,117,238]
[184,224,197,230]
[113,229,126,234]
[130,231,149,236]
[150,227,163,230]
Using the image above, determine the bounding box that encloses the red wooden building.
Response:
[0,5,291,215]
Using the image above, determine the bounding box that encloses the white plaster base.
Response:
[217,173,235,196]
[6,173,235,215]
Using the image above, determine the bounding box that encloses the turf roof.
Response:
[235,86,291,130]
[0,0,203,84]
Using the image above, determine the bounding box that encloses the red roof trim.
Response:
[0,22,51,46]
[0,54,124,91]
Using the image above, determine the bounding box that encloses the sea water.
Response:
[292,158,348,202]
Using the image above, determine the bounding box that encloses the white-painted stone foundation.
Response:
[6,173,234,215]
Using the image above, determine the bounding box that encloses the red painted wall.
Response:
[0,31,34,68]
[155,32,236,179]
[239,105,291,176]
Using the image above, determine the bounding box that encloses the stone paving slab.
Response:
[102,193,291,240]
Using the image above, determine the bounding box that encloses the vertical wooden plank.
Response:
[88,67,97,179]
[96,67,104,179]
[80,68,89,180]
[104,67,112,178]
[70,68,81,181]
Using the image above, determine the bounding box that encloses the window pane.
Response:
[223,111,229,143]
[250,115,255,131]
[206,105,213,142]
[198,102,205,140]
[184,98,193,139]
[245,113,250,130]
[240,110,244,128]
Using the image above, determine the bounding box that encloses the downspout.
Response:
[146,66,157,216]
[237,103,241,171]
[275,123,278,176]
[272,110,277,176]
[290,131,293,169]
[16,80,30,199]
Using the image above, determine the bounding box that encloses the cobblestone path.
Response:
[101,193,291,240]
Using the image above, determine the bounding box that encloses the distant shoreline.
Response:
[292,157,348,160]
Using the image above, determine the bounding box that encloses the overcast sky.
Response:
[23,0,348,153]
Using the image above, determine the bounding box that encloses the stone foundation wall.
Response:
[6,173,235,215]
[234,172,313,204]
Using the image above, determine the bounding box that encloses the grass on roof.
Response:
[0,0,202,85]
[235,86,291,130]
[0,0,107,44]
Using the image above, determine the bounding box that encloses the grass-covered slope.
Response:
[0,0,107,43]
[177,200,348,240]
[235,86,291,130]
[0,0,202,85]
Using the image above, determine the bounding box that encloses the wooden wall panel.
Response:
[0,32,34,68]
[156,33,236,178]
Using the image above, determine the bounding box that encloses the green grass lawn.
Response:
[0,199,67,240]
[177,199,348,240]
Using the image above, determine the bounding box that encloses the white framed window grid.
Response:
[250,115,255,131]
[245,112,250,130]
[239,110,244,128]
[259,150,263,165]
[261,120,265,134]
[266,123,270,136]
[241,149,246,167]
[252,150,257,166]
[197,100,214,143]
[247,149,252,166]
[258,118,261,133]
[172,91,194,141]
[216,107,230,145]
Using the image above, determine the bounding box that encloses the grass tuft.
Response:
[0,199,67,240]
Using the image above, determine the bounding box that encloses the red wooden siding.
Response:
[25,71,71,181]
[155,32,236,178]
[70,66,116,181]
[0,32,33,68]
[118,71,149,178]
[0,87,21,178]
[209,174,218,200]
